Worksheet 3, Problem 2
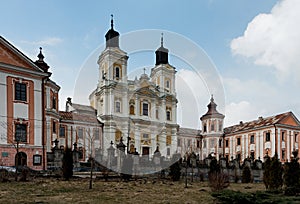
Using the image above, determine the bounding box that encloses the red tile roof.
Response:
[224,111,298,134]
[59,111,100,124]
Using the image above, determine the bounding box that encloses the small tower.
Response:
[200,95,225,160]
[97,15,129,83]
[34,47,49,72]
[105,14,120,48]
[150,33,176,94]
[155,33,169,65]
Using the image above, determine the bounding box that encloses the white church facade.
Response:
[89,17,178,158]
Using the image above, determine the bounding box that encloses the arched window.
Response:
[166,110,171,120]
[115,101,121,113]
[211,122,215,131]
[166,80,170,88]
[115,67,120,79]
[142,102,148,116]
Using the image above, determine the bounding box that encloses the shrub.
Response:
[284,154,300,195]
[62,148,73,180]
[169,161,181,181]
[242,166,252,183]
[269,153,283,190]
[208,172,230,191]
[208,158,229,191]
[263,155,271,189]
[0,169,9,182]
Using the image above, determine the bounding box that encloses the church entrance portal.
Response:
[142,147,149,155]
[15,152,27,167]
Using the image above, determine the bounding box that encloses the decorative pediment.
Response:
[0,37,40,72]
[136,86,159,97]
[278,112,300,127]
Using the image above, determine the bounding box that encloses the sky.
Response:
[1,0,300,129]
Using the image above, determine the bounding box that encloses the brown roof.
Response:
[178,128,200,137]
[71,103,96,113]
[224,111,299,134]
[59,111,101,124]
[200,96,224,120]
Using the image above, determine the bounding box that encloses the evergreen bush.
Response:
[62,148,73,180]
[169,161,181,181]
[242,165,252,183]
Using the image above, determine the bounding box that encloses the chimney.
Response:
[258,116,263,121]
[240,121,243,126]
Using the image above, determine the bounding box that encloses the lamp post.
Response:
[127,118,131,154]
[15,138,19,181]
[183,156,188,188]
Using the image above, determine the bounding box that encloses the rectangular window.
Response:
[210,139,215,148]
[237,137,241,146]
[78,128,83,139]
[250,152,255,160]
[218,124,222,131]
[15,124,27,142]
[53,121,57,133]
[281,132,285,141]
[250,135,254,144]
[156,109,159,119]
[115,101,121,113]
[59,126,65,138]
[78,147,84,159]
[142,103,148,116]
[282,150,285,160]
[52,97,56,109]
[203,140,207,148]
[295,133,298,142]
[94,129,100,140]
[197,140,200,148]
[167,148,170,156]
[266,132,271,141]
[187,139,191,147]
[219,139,222,148]
[33,155,42,166]
[225,139,229,147]
[166,111,171,120]
[203,125,207,132]
[211,124,215,131]
[177,138,181,146]
[143,133,149,139]
[15,82,27,101]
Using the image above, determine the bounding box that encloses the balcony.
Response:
[265,141,271,149]
[225,148,229,154]
[250,144,255,151]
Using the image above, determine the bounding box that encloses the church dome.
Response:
[105,15,119,48]
[200,95,225,120]
[155,33,169,65]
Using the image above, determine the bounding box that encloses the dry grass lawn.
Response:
[0,177,266,204]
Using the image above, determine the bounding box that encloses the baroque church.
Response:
[89,17,179,158]
[1,16,300,171]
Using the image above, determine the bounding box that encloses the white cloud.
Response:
[21,37,63,46]
[225,101,263,127]
[231,0,300,81]
[176,69,211,129]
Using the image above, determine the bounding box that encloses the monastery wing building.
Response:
[89,17,179,158]
[177,96,300,163]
